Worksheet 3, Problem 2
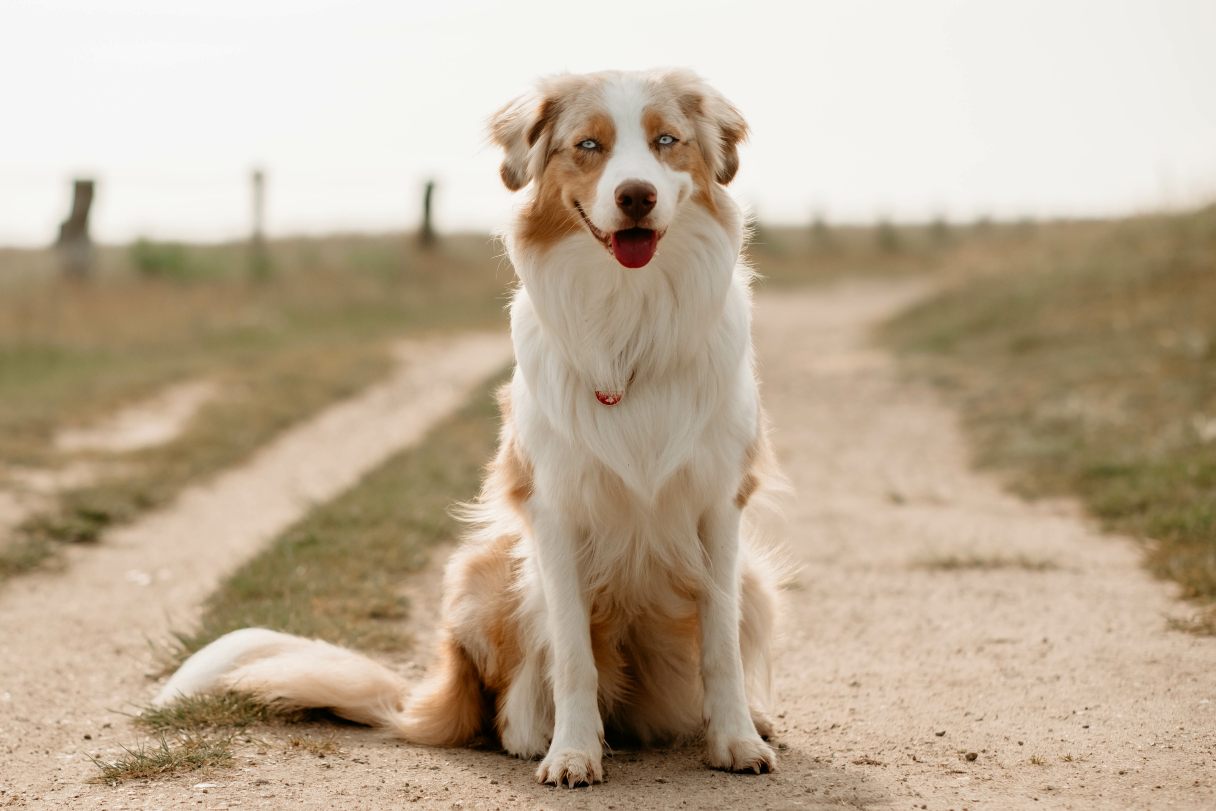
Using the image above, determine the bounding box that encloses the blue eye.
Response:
[578,139,600,150]
[657,134,677,146]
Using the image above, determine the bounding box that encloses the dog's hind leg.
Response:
[498,650,553,758]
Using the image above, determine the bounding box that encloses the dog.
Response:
[156,68,783,787]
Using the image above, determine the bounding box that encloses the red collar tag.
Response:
[595,390,622,406]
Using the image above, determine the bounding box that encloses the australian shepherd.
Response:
[156,68,783,787]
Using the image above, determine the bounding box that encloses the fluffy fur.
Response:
[156,68,785,787]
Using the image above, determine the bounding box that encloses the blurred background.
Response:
[4,0,1215,242]
[1,0,1214,623]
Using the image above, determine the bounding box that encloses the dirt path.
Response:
[5,282,1215,809]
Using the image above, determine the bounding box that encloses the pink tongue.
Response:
[610,229,658,268]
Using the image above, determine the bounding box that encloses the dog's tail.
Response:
[154,628,486,746]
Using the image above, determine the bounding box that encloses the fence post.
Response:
[249,168,270,279]
[57,178,95,279]
[420,180,436,247]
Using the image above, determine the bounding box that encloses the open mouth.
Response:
[574,202,661,269]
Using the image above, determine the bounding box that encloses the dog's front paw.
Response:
[536,746,603,787]
[706,733,777,774]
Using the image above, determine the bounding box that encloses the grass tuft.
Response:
[286,734,342,758]
[135,692,308,733]
[88,732,234,785]
[1167,610,1216,636]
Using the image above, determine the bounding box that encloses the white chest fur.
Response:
[506,202,758,505]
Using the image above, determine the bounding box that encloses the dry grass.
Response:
[883,204,1216,628]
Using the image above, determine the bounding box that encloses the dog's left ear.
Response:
[676,76,749,186]
[488,90,561,192]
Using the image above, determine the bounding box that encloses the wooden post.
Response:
[249,168,270,279]
[251,168,265,242]
[420,180,436,247]
[57,178,95,278]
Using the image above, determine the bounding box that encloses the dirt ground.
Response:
[2,282,1214,810]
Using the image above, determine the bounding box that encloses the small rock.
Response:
[965,752,978,762]
[82,734,92,740]
[935,730,946,737]
[655,777,669,783]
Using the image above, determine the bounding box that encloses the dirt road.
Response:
[3,282,1214,809]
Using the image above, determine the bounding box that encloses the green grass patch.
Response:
[882,205,1216,628]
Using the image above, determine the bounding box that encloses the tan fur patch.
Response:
[520,111,616,248]
[641,106,720,218]
[400,635,488,746]
[480,386,534,513]
[611,609,702,744]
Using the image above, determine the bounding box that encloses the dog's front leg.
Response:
[530,507,604,787]
[699,501,777,773]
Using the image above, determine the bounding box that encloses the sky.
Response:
[2,0,1215,246]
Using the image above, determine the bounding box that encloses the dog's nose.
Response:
[615,181,657,222]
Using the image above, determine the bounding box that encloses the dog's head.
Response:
[491,69,747,269]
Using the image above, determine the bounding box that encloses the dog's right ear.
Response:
[488,92,560,192]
